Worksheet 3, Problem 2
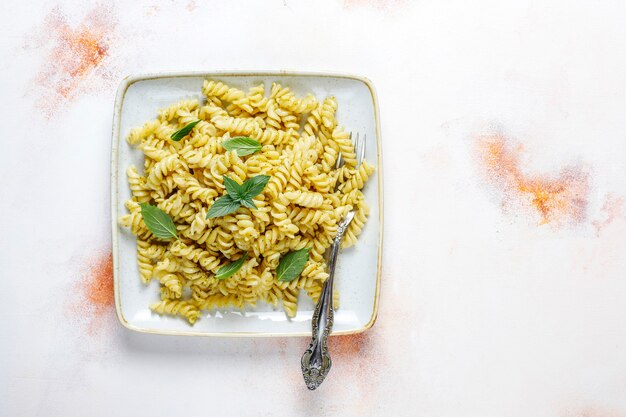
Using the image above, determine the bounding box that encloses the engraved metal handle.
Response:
[301,211,355,390]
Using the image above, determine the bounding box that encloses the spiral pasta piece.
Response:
[146,154,183,190]
[320,97,338,130]
[247,83,269,111]
[158,99,199,122]
[251,127,296,146]
[271,194,299,236]
[169,240,222,272]
[342,201,370,249]
[202,80,247,107]
[332,127,357,168]
[212,115,259,136]
[339,161,375,193]
[126,166,151,203]
[173,171,218,203]
[274,84,318,114]
[119,201,152,240]
[284,190,324,208]
[136,239,155,283]
[277,286,299,318]
[150,300,200,324]
[159,272,183,299]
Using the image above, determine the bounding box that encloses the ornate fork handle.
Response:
[301,214,354,390]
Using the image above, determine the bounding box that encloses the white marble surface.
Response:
[3,1,626,416]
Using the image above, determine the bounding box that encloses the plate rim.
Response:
[111,70,384,337]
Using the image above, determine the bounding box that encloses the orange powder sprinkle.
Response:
[592,194,624,235]
[476,134,590,226]
[332,333,370,358]
[80,250,114,316]
[31,5,116,117]
[332,331,384,414]
[65,247,115,335]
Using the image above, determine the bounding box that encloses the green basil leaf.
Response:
[139,203,178,239]
[170,120,201,142]
[223,176,245,201]
[241,175,271,199]
[240,198,257,210]
[277,248,310,282]
[216,253,249,280]
[206,195,241,219]
[223,136,262,156]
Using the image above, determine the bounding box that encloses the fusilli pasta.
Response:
[120,80,375,324]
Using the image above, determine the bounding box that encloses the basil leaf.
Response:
[223,136,262,156]
[216,253,249,280]
[171,120,200,142]
[139,203,178,239]
[240,198,257,210]
[223,176,245,201]
[206,175,268,218]
[277,248,310,282]
[241,175,271,198]
[206,195,241,219]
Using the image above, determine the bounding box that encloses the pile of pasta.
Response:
[120,80,375,324]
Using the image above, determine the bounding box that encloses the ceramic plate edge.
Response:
[110,71,383,337]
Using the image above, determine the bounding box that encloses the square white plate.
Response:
[111,71,383,336]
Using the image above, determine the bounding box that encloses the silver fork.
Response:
[301,132,366,390]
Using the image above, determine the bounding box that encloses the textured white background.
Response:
[3,1,626,416]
